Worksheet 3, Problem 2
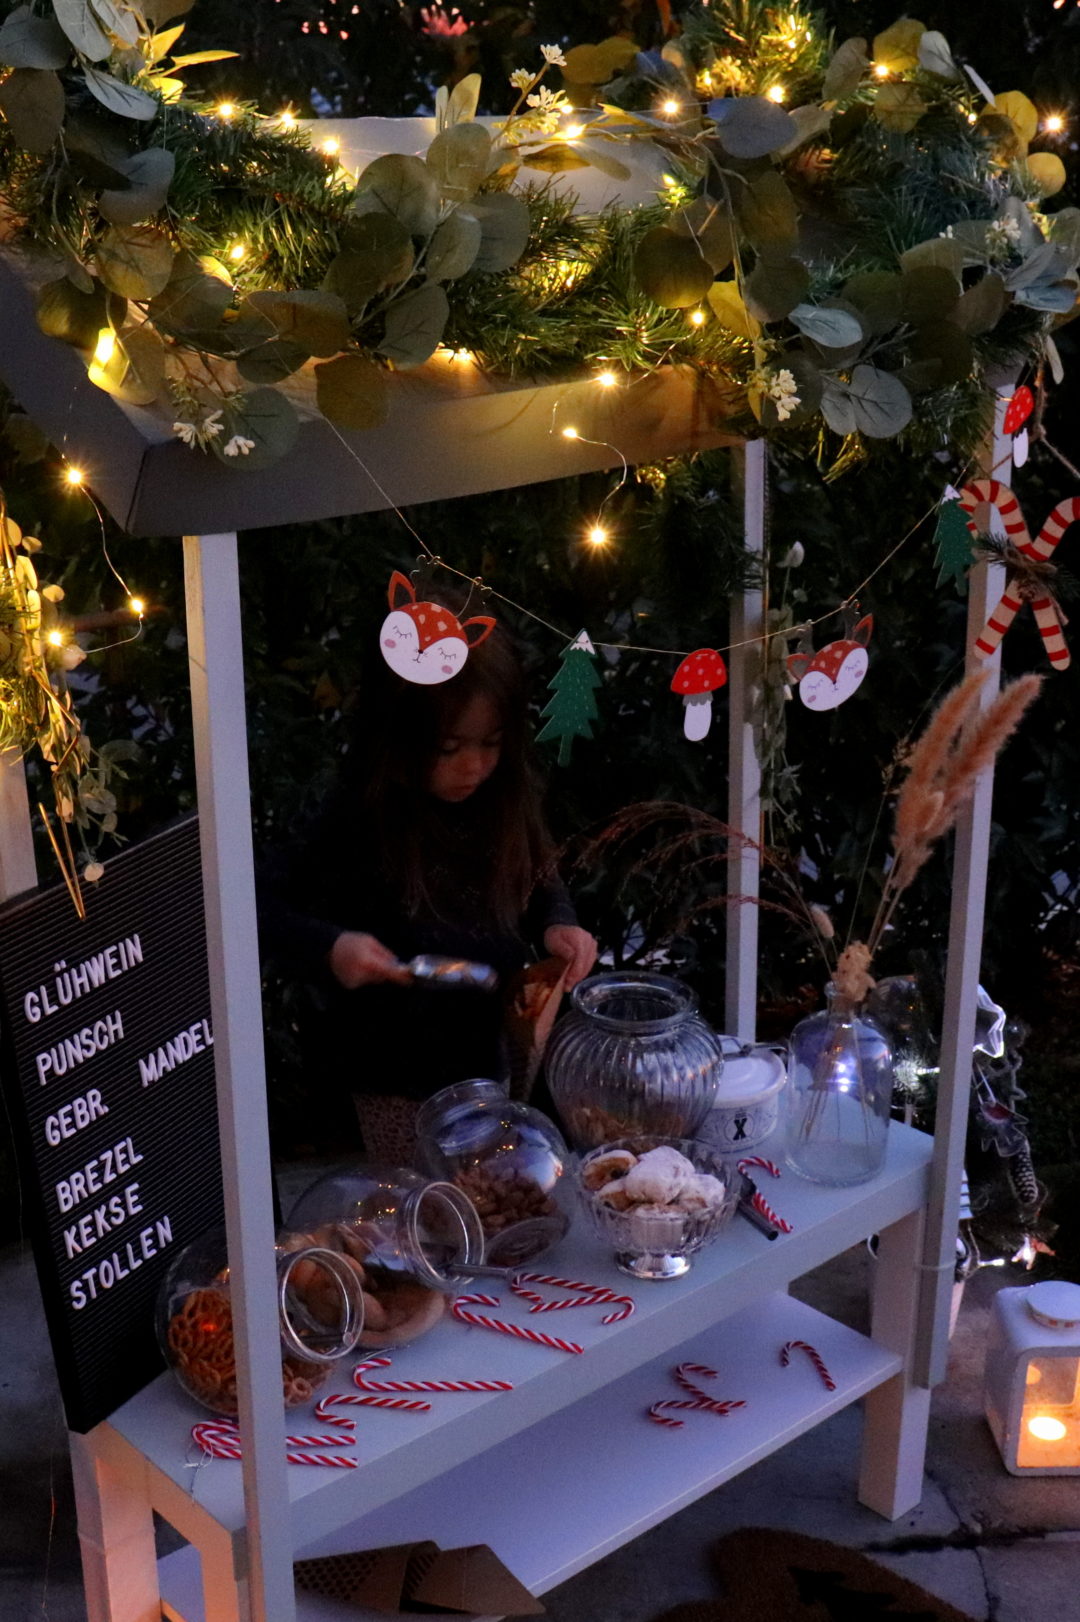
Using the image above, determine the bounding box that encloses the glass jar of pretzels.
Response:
[157,1227,366,1416]
[415,1079,572,1265]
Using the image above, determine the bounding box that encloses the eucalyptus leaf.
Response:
[36,277,109,348]
[325,217,415,312]
[314,352,389,431]
[82,65,158,122]
[99,146,174,225]
[670,198,735,274]
[822,36,867,101]
[378,281,449,368]
[426,208,482,281]
[354,153,440,238]
[521,142,591,174]
[917,29,957,78]
[842,270,902,335]
[244,290,350,358]
[0,68,64,153]
[147,249,232,331]
[708,94,797,159]
[900,265,960,325]
[91,324,166,405]
[469,192,531,273]
[573,140,631,181]
[776,103,832,154]
[90,0,140,47]
[873,82,927,134]
[823,365,913,438]
[95,224,175,299]
[443,72,480,129]
[633,226,713,309]
[872,18,925,72]
[900,237,964,280]
[951,272,1008,336]
[1005,242,1069,290]
[744,256,810,323]
[1049,208,1080,270]
[52,0,111,60]
[736,170,798,260]
[1026,153,1067,200]
[0,7,70,69]
[1012,276,1079,314]
[706,279,760,339]
[140,0,195,22]
[211,387,299,471]
[562,38,639,85]
[64,254,95,293]
[426,122,492,203]
[236,338,310,385]
[789,302,864,348]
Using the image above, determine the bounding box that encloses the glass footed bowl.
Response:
[576,1136,739,1281]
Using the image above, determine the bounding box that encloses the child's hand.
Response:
[543,925,598,989]
[329,932,412,989]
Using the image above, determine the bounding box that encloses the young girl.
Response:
[257,602,597,1162]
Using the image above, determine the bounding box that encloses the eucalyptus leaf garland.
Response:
[0,0,1074,473]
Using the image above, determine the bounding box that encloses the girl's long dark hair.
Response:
[347,599,552,932]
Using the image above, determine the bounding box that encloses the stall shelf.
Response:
[0,119,1009,1622]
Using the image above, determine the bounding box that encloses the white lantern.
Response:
[984,1280,1080,1475]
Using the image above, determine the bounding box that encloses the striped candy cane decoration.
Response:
[736,1158,794,1234]
[958,481,1073,670]
[647,1363,746,1429]
[452,1292,584,1354]
[353,1356,514,1395]
[191,1422,360,1468]
[508,1273,636,1323]
[780,1339,836,1391]
[317,1391,431,1420]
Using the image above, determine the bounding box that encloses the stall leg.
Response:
[70,1430,160,1622]
[858,1207,930,1518]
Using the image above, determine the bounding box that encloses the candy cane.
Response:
[779,1339,836,1391]
[959,481,1072,669]
[316,1391,431,1421]
[647,1363,746,1429]
[451,1292,584,1354]
[191,1423,360,1468]
[194,1420,359,1448]
[353,1355,513,1395]
[736,1159,794,1234]
[508,1273,636,1324]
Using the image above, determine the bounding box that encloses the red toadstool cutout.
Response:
[671,649,728,741]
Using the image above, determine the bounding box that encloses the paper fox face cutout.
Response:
[788,615,873,712]
[379,572,496,686]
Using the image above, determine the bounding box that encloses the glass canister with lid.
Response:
[544,971,725,1151]
[414,1079,571,1266]
[157,1226,366,1415]
[285,1164,485,1346]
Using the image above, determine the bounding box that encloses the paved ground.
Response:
[2,1225,1078,1621]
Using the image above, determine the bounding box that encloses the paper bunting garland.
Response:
[671,649,728,741]
[380,571,496,685]
[957,480,1077,670]
[787,616,873,711]
[933,490,975,594]
[537,631,602,765]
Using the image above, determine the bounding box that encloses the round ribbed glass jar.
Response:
[544,972,725,1151]
[285,1164,485,1347]
[785,986,893,1187]
[157,1227,365,1415]
[415,1079,570,1266]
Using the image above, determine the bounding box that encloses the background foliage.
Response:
[1,0,1079,1204]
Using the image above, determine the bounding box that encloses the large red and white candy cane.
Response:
[508,1273,635,1323]
[353,1355,514,1395]
[958,481,1072,670]
[451,1292,584,1354]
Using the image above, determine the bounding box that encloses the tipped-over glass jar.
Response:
[545,972,725,1151]
[157,1226,366,1415]
[285,1164,485,1347]
[415,1079,571,1266]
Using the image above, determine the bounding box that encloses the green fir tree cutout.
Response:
[934,492,975,595]
[537,630,601,766]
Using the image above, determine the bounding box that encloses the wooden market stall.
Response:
[0,136,1012,1622]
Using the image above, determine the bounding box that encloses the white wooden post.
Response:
[183,533,296,1622]
[914,397,1012,1388]
[0,749,36,898]
[858,1206,931,1517]
[725,439,766,1041]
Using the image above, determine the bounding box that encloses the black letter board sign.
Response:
[0,815,224,1432]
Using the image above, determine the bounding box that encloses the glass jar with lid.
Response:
[285,1164,485,1347]
[415,1079,571,1266]
[157,1226,366,1416]
[544,972,725,1151]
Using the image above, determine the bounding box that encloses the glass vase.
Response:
[784,986,893,1187]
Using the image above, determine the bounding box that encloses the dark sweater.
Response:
[256,790,576,1100]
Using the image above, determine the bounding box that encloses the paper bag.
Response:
[293,1539,545,1616]
[504,957,569,1101]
